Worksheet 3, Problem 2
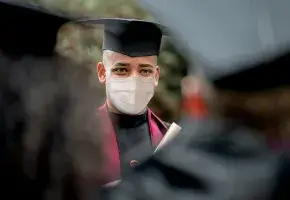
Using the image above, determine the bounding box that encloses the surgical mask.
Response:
[106,76,155,115]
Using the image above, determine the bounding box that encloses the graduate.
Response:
[81,18,172,184]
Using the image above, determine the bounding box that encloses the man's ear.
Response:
[97,62,106,84]
[154,66,160,87]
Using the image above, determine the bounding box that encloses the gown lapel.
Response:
[98,104,167,183]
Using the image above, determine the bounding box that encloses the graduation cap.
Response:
[139,0,290,92]
[79,18,169,57]
[0,0,71,58]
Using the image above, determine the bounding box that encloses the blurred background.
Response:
[28,0,191,122]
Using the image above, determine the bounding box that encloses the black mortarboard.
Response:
[0,0,71,58]
[80,18,168,57]
[140,0,290,92]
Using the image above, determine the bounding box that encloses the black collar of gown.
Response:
[109,110,148,129]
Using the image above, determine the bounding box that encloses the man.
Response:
[0,1,103,199]
[81,18,171,184]
[101,1,290,200]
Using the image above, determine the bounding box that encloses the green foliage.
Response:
[30,0,190,122]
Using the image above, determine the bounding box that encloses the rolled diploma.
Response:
[103,180,121,187]
[154,122,181,153]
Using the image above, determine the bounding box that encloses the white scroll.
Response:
[103,180,121,187]
[154,122,182,153]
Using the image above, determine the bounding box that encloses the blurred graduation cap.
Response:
[139,0,290,92]
[0,0,72,58]
[79,18,169,57]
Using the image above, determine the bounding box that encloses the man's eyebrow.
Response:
[114,62,130,67]
[139,64,154,68]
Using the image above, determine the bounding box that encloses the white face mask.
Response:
[106,76,155,115]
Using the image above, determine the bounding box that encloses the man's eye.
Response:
[140,69,153,74]
[112,68,128,73]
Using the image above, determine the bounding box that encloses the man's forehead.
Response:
[106,51,157,65]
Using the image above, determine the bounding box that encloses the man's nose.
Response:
[129,69,139,77]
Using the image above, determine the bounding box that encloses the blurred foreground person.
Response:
[0,1,103,200]
[81,19,172,184]
[100,1,290,200]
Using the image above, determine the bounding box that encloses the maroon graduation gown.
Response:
[97,104,168,184]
